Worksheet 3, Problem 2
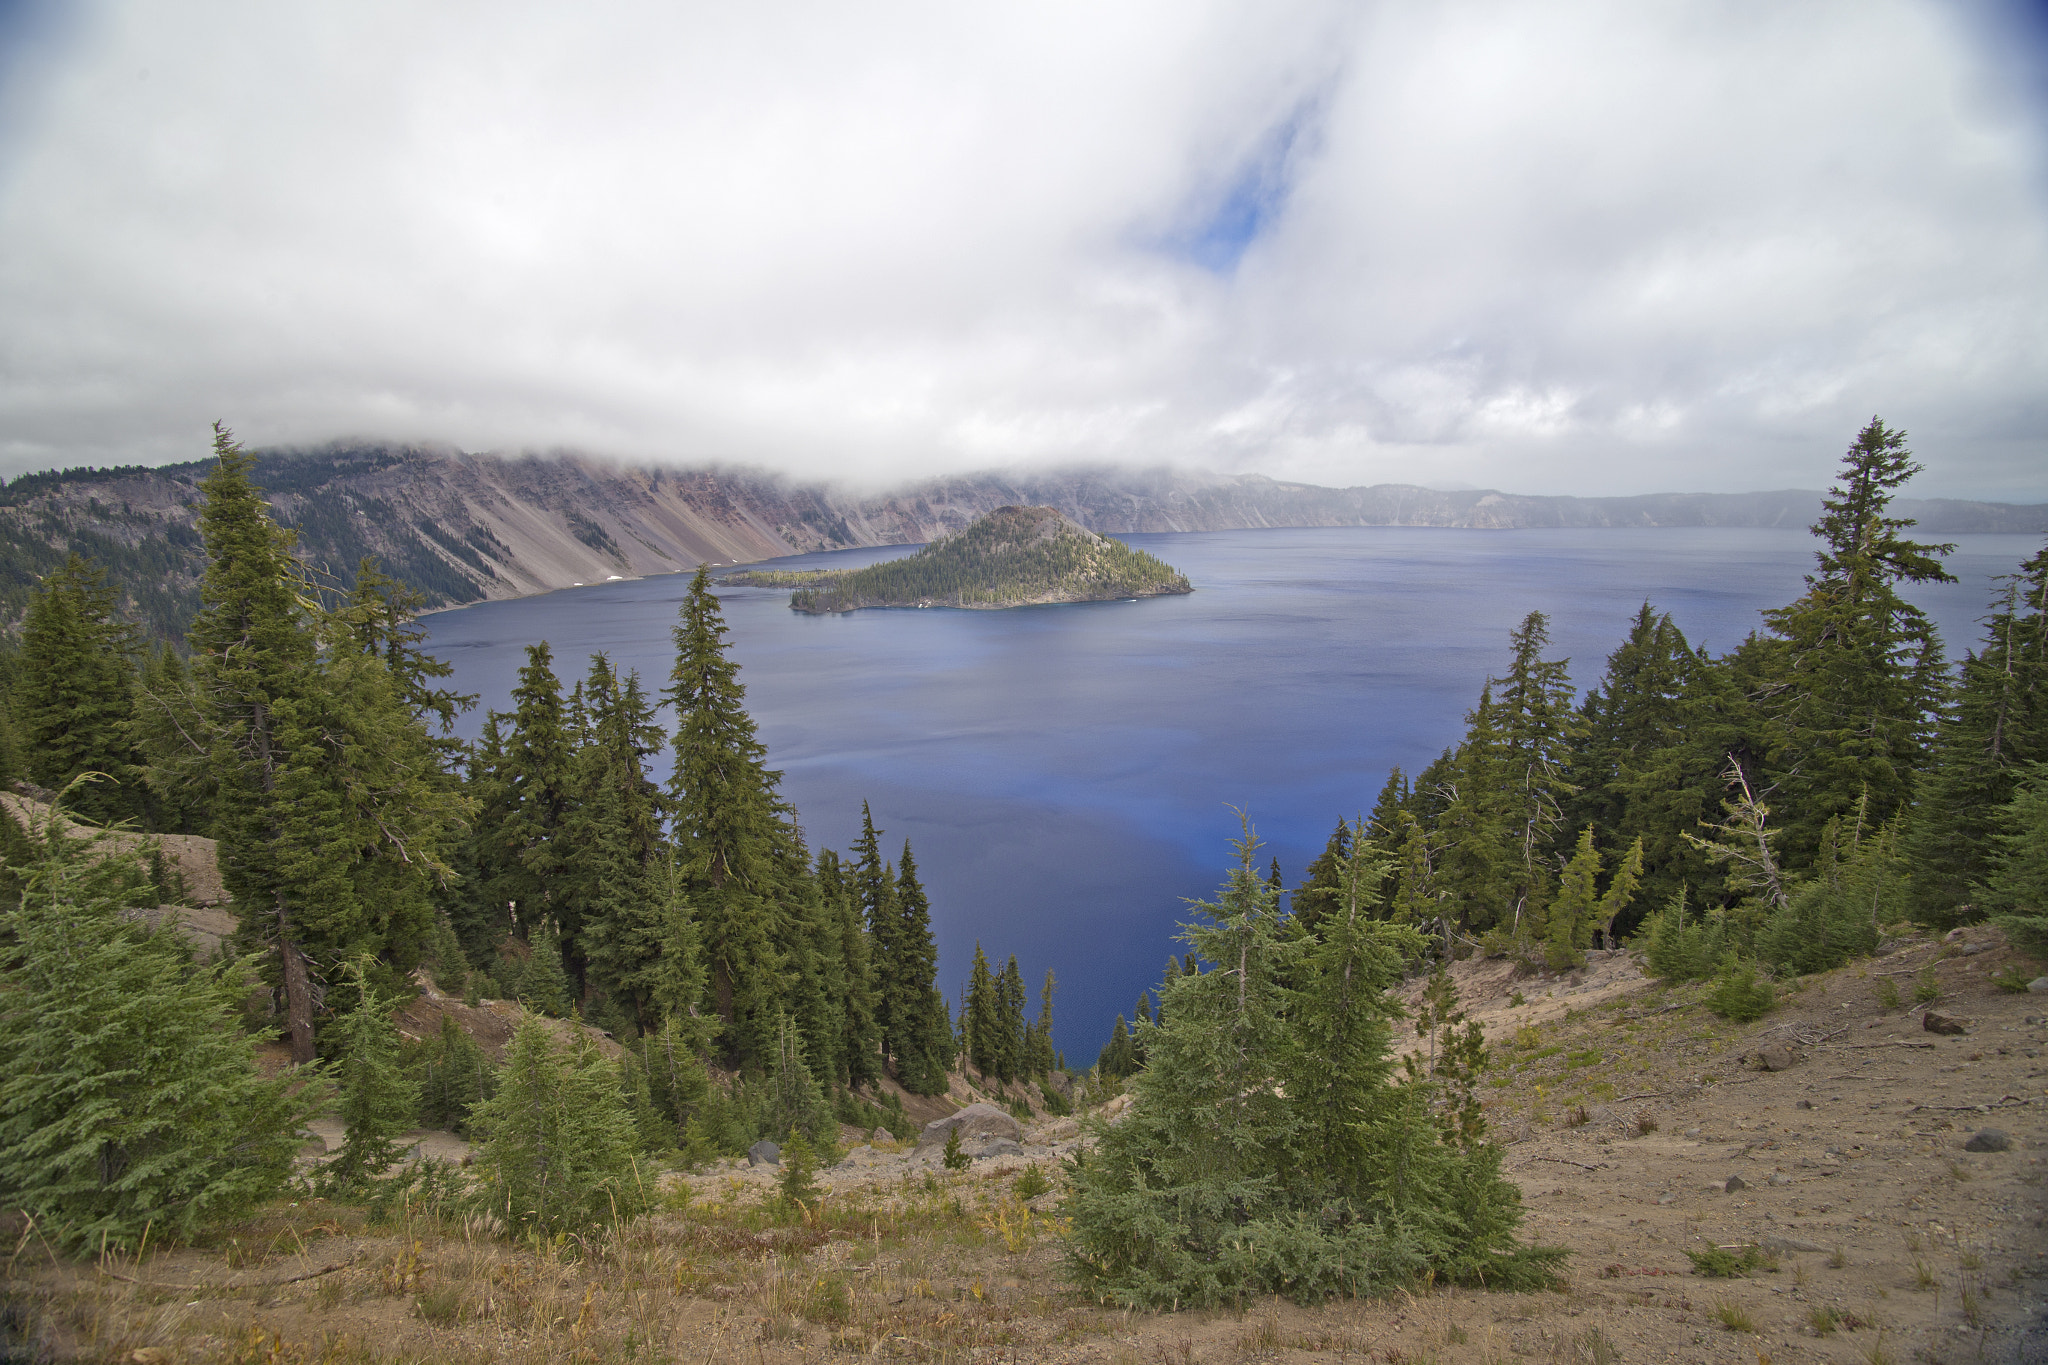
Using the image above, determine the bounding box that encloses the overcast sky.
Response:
[0,1,2043,498]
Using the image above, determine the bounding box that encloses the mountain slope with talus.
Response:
[4,445,2042,640]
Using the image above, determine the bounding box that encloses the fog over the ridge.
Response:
[0,1,2043,499]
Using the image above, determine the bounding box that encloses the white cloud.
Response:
[0,0,2042,498]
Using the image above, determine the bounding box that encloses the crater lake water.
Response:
[421,526,2041,1059]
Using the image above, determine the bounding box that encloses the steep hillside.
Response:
[4,445,2042,640]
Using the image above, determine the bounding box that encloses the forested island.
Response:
[723,504,1192,612]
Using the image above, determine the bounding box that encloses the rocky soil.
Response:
[11,926,2046,1364]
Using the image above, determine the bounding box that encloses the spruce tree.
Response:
[15,554,144,826]
[0,812,316,1250]
[479,644,577,970]
[1905,541,2048,926]
[470,1015,647,1237]
[848,815,891,1042]
[1544,829,1602,970]
[1760,418,1954,861]
[996,954,1027,1082]
[665,567,790,1070]
[1063,823,1558,1306]
[324,960,422,1189]
[856,833,948,1094]
[817,849,881,1085]
[966,941,999,1078]
[1980,762,2048,951]
[571,655,669,1026]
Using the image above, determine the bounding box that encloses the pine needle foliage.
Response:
[469,1015,647,1239]
[1980,762,2048,951]
[0,809,317,1251]
[323,959,422,1190]
[1063,821,1561,1308]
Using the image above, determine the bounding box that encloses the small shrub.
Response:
[1992,966,2034,994]
[1877,977,1902,1010]
[941,1126,969,1171]
[1714,1300,1756,1332]
[1688,1244,1765,1277]
[1808,1304,1838,1334]
[777,1131,821,1213]
[1913,959,1941,1004]
[1706,956,1776,1022]
[1828,1244,1847,1269]
[1913,1258,1938,1289]
[1633,1112,1659,1137]
[1014,1165,1052,1199]
[1509,990,1527,1007]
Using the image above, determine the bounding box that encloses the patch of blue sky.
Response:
[1156,101,1319,276]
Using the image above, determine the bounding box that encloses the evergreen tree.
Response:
[470,1015,647,1237]
[0,811,316,1250]
[1757,803,1898,974]
[965,942,999,1078]
[520,919,574,1018]
[817,849,881,1086]
[570,655,669,1026]
[1978,762,2048,952]
[762,1014,835,1147]
[888,842,950,1094]
[478,644,577,969]
[175,425,467,1057]
[413,1013,496,1138]
[178,424,323,1060]
[15,554,145,826]
[1760,418,1954,861]
[1022,968,1057,1076]
[1560,603,1724,926]
[1063,822,1556,1305]
[1905,541,2048,926]
[852,804,900,1058]
[1491,611,1585,939]
[1289,818,1353,938]
[1544,829,1603,970]
[995,954,1028,1082]
[324,960,422,1188]
[666,567,790,1070]
[129,642,210,835]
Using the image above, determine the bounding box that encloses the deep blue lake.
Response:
[421,527,2041,1059]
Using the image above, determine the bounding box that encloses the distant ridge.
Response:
[2,445,2042,639]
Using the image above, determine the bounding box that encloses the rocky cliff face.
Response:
[3,445,2041,638]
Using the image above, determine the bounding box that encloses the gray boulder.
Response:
[916,1102,1023,1152]
[1963,1128,2011,1153]
[1752,1043,1799,1072]
[872,1126,892,1143]
[1922,1011,1969,1036]
[972,1138,1026,1159]
[747,1139,781,1167]
[2028,977,2048,994]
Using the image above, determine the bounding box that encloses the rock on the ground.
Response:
[747,1139,781,1167]
[1922,1011,1969,1035]
[973,1138,1025,1159]
[917,1102,1022,1151]
[1725,1175,1748,1193]
[1752,1043,1799,1071]
[2029,977,2048,994]
[871,1126,891,1142]
[1963,1128,2011,1153]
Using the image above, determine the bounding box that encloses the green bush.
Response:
[1063,830,1562,1307]
[1705,956,1776,1023]
[469,1015,648,1238]
[0,819,318,1251]
[1756,813,1897,975]
[1642,888,1730,984]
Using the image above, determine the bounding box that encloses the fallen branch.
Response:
[99,1258,354,1292]
[1820,1042,1935,1051]
[1613,1091,1666,1102]
[1528,1156,1603,1171]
